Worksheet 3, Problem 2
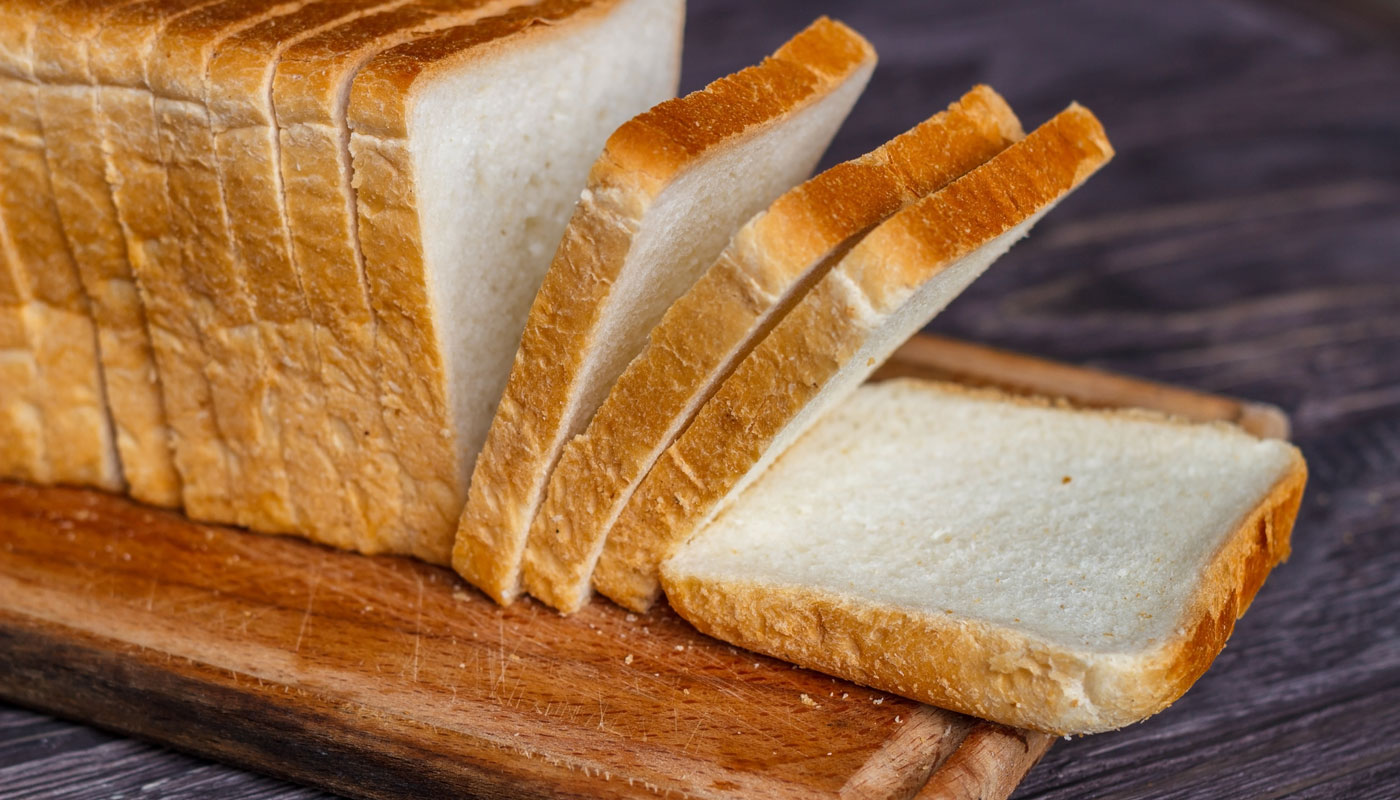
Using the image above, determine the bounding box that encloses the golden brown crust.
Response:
[594,105,1115,612]
[0,6,121,491]
[454,16,877,604]
[95,0,237,517]
[31,0,182,505]
[210,0,415,548]
[522,86,1023,613]
[661,448,1307,734]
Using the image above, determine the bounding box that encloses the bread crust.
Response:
[147,0,320,529]
[595,105,1115,612]
[0,233,49,483]
[275,0,522,556]
[522,86,1024,613]
[210,0,416,550]
[0,1,121,491]
[454,16,876,604]
[32,0,182,506]
[94,0,238,517]
[660,386,1308,733]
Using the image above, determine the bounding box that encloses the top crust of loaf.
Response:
[349,0,624,139]
[595,17,874,198]
[273,0,510,126]
[91,1,203,85]
[661,380,1309,734]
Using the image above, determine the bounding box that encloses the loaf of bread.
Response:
[662,379,1307,734]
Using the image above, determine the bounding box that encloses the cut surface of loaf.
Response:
[456,16,877,605]
[523,85,1025,613]
[32,0,180,506]
[94,0,238,517]
[662,379,1308,734]
[595,104,1116,612]
[349,0,685,564]
[0,1,121,491]
[205,0,416,547]
[275,0,524,556]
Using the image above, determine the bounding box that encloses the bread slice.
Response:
[207,0,439,548]
[348,0,685,564]
[273,0,526,554]
[0,1,122,491]
[93,0,238,518]
[456,17,876,604]
[0,226,49,483]
[595,104,1116,612]
[661,379,1308,734]
[31,0,182,506]
[523,86,1025,613]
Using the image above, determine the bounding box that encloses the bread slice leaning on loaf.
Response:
[595,104,1116,612]
[32,0,181,506]
[455,17,876,604]
[348,0,685,564]
[662,379,1308,734]
[0,1,121,491]
[523,85,1026,613]
[274,0,526,556]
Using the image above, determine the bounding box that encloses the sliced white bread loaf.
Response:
[205,0,422,547]
[456,17,876,604]
[523,85,1026,613]
[94,0,237,518]
[0,225,48,482]
[662,379,1308,734]
[31,0,182,506]
[275,0,524,554]
[595,104,1115,612]
[349,0,685,564]
[0,1,122,491]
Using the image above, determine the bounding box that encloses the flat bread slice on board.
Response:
[0,1,121,491]
[662,379,1307,734]
[93,0,237,517]
[456,16,877,604]
[275,0,527,555]
[595,104,1116,612]
[32,0,182,506]
[523,85,1026,613]
[348,0,685,564]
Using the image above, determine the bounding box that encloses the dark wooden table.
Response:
[4,1,1397,797]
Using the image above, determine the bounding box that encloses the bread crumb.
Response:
[674,645,685,652]
[452,589,470,602]
[800,694,818,708]
[625,613,637,622]
[1062,475,1072,484]
[895,715,903,723]
[624,654,633,665]
[458,662,466,669]
[872,697,883,705]
[841,693,849,699]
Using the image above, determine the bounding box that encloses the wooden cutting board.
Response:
[0,335,1288,800]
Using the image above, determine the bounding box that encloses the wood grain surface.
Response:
[0,336,1280,800]
[3,0,1398,798]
